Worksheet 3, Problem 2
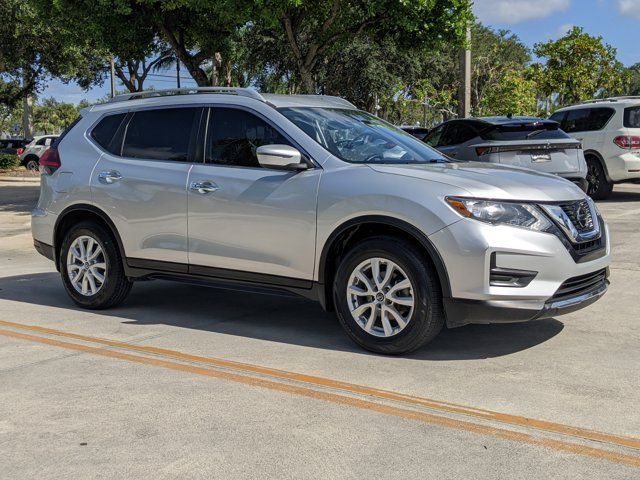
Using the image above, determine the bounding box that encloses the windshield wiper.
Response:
[526,129,547,139]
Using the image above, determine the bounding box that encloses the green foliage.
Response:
[33,98,81,134]
[0,0,105,107]
[532,27,627,106]
[0,154,20,170]
[623,63,640,96]
[479,69,539,116]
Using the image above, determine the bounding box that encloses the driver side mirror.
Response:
[256,144,308,171]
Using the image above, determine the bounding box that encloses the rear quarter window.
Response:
[562,108,614,132]
[624,106,640,128]
[90,113,127,154]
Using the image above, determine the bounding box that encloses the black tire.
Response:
[24,156,39,171]
[59,221,132,309]
[332,236,444,355]
[586,156,613,200]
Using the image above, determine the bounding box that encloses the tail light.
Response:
[39,147,61,173]
[16,148,24,155]
[613,136,640,150]
[475,146,494,156]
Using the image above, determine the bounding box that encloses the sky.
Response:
[42,0,640,105]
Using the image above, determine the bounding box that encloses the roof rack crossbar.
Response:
[108,87,266,103]
[579,96,640,104]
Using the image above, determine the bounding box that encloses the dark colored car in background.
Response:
[423,117,588,190]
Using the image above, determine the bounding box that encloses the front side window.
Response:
[206,108,290,167]
[122,108,197,161]
[624,106,640,128]
[279,107,448,164]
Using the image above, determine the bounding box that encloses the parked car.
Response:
[399,126,430,141]
[32,88,610,354]
[423,117,588,191]
[19,135,59,170]
[0,138,31,156]
[550,97,640,199]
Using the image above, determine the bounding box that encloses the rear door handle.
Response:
[98,170,123,184]
[190,180,219,194]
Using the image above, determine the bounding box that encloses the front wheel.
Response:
[60,221,132,309]
[586,157,613,200]
[333,237,444,355]
[24,157,39,171]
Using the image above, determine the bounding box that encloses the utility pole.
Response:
[458,26,471,118]
[21,71,33,139]
[176,59,181,89]
[110,57,116,98]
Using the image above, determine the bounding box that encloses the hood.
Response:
[367,161,585,202]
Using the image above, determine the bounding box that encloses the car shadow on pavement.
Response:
[598,188,640,203]
[0,184,40,214]
[0,272,564,361]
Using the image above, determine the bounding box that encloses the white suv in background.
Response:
[19,135,59,171]
[550,97,640,199]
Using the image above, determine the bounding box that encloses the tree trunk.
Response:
[22,93,33,139]
[299,67,315,94]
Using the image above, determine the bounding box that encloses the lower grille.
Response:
[551,269,608,301]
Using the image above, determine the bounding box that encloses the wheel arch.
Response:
[53,204,126,271]
[317,215,451,311]
[584,149,612,183]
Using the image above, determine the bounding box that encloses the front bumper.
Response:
[429,215,611,328]
[443,269,609,327]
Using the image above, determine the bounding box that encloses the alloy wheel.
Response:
[66,235,107,296]
[346,257,414,337]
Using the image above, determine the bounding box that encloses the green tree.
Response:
[479,69,539,116]
[532,27,626,106]
[0,0,103,107]
[623,63,640,96]
[243,0,473,93]
[33,98,80,134]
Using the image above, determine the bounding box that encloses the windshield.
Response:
[279,107,448,164]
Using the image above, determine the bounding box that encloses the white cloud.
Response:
[554,23,575,37]
[474,0,571,24]
[618,0,640,18]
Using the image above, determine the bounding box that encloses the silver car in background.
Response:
[424,117,588,191]
[32,89,610,354]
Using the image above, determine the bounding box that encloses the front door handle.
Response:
[98,170,123,184]
[190,180,219,194]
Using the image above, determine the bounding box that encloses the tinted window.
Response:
[481,123,570,141]
[549,111,565,124]
[563,108,614,132]
[440,123,477,146]
[424,125,444,147]
[206,108,290,167]
[123,108,197,161]
[91,113,126,154]
[624,106,640,128]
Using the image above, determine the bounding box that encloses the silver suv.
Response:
[32,88,611,354]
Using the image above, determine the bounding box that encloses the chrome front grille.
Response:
[559,200,594,234]
[540,199,600,244]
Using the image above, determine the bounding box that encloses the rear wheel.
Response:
[60,221,132,309]
[586,156,613,200]
[24,156,39,171]
[333,237,444,355]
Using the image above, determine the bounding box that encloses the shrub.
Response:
[0,153,20,170]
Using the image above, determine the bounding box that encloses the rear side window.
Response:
[481,123,570,141]
[91,113,126,154]
[562,108,614,132]
[424,125,444,147]
[123,108,197,161]
[206,108,290,167]
[442,123,477,145]
[624,106,640,128]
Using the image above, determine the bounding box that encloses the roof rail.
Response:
[579,96,640,104]
[108,87,266,103]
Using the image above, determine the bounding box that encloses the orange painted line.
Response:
[1,327,639,468]
[1,319,639,451]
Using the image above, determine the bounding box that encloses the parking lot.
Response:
[0,173,639,478]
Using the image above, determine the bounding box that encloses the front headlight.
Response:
[445,197,552,232]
